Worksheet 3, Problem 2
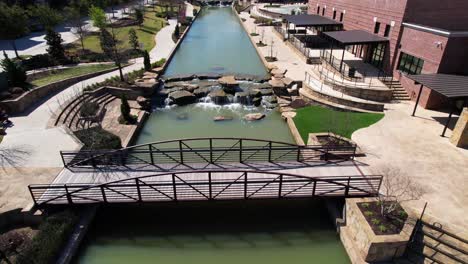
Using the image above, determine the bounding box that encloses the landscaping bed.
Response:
[294,106,384,142]
[74,127,122,150]
[357,202,408,235]
[29,64,116,87]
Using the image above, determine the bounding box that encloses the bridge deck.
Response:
[53,160,364,185]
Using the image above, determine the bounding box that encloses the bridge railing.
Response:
[28,170,382,206]
[60,138,357,168]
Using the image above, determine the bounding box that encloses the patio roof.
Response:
[283,14,342,27]
[406,73,468,99]
[323,30,388,45]
[407,73,468,137]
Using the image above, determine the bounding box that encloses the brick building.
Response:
[307,0,468,109]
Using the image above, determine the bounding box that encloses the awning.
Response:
[323,30,388,45]
[406,73,468,99]
[406,73,468,137]
[283,14,342,27]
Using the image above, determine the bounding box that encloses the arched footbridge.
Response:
[29,170,382,207]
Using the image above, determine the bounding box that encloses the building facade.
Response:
[308,0,468,109]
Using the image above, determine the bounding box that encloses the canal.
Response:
[76,201,350,264]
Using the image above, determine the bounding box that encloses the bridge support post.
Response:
[101,186,107,203]
[179,140,184,164]
[239,139,243,163]
[278,175,283,199]
[345,177,351,196]
[136,178,142,202]
[209,139,213,164]
[268,142,272,162]
[172,174,178,201]
[208,172,213,200]
[65,185,73,204]
[312,181,317,196]
[149,145,154,165]
[244,172,248,199]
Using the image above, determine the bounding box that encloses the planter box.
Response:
[343,198,413,263]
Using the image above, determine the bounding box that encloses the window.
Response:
[371,43,385,68]
[333,10,337,19]
[317,6,320,14]
[397,52,424,75]
[384,24,391,37]
[374,22,381,34]
[339,12,344,22]
[322,8,325,16]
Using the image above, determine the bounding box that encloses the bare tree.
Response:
[377,166,425,218]
[0,145,31,170]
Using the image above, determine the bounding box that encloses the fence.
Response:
[29,170,383,206]
[60,138,357,168]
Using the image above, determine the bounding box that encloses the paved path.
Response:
[0,19,176,168]
[353,102,468,233]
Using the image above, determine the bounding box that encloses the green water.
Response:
[135,104,294,144]
[76,201,351,264]
[164,7,268,77]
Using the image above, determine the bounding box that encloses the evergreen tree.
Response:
[143,50,151,71]
[45,28,66,63]
[174,24,180,39]
[134,8,144,27]
[1,51,27,87]
[128,28,139,50]
[0,3,29,58]
[120,95,131,121]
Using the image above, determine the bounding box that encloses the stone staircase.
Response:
[55,92,117,131]
[398,220,468,264]
[382,79,411,101]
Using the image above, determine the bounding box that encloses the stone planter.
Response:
[342,198,413,263]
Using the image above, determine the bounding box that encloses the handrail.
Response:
[29,170,383,206]
[60,137,357,168]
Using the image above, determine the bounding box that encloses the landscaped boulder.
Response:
[260,88,273,96]
[135,78,157,89]
[142,71,158,79]
[281,111,296,120]
[218,75,238,94]
[283,77,294,88]
[252,97,262,106]
[136,96,151,110]
[193,87,211,98]
[290,98,308,109]
[209,90,229,104]
[268,78,286,88]
[214,116,233,121]
[248,89,262,98]
[168,90,196,105]
[163,74,195,82]
[244,113,265,121]
[271,68,287,76]
[196,73,221,79]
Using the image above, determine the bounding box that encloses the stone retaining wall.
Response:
[0,67,117,114]
[286,117,305,146]
[323,78,393,102]
[342,198,413,263]
[302,83,384,112]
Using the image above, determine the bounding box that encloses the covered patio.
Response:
[321,30,389,78]
[407,73,468,137]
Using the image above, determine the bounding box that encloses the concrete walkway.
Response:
[353,102,468,233]
[0,19,176,168]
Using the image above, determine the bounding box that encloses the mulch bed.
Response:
[357,201,408,235]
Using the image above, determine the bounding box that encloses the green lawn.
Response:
[30,64,116,87]
[293,106,384,142]
[69,8,166,53]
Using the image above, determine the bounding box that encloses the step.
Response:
[56,93,92,126]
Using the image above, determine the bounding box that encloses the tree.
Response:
[120,95,131,121]
[143,50,151,71]
[100,28,125,81]
[128,28,139,50]
[65,5,88,51]
[45,29,66,63]
[134,8,144,27]
[28,4,63,30]
[89,5,107,29]
[0,3,29,58]
[377,166,425,218]
[1,51,27,87]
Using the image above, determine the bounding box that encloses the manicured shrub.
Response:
[120,95,131,120]
[0,52,27,87]
[45,28,66,63]
[143,50,151,71]
[75,127,122,150]
[21,54,57,70]
[174,24,180,39]
[16,210,77,264]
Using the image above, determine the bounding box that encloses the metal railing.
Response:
[28,170,383,206]
[60,138,357,168]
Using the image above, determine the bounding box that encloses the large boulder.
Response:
[209,89,229,105]
[168,90,196,105]
[244,113,265,121]
[248,89,262,98]
[193,87,211,98]
[252,97,262,107]
[136,96,151,110]
[260,88,273,96]
[283,77,294,88]
[268,78,285,88]
[218,75,238,94]
[271,68,287,76]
